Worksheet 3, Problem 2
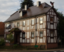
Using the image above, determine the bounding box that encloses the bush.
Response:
[0,38,5,46]
[13,44,19,49]
[13,44,18,47]
[7,33,14,43]
[40,45,45,49]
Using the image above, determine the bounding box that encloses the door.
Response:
[14,32,20,44]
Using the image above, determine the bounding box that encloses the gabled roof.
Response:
[5,2,51,22]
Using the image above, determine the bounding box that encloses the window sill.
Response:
[22,26,25,27]
[39,23,43,25]
[31,37,34,39]
[39,37,43,38]
[31,24,35,26]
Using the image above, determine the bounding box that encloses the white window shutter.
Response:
[27,32,29,38]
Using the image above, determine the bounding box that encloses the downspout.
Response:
[35,16,37,45]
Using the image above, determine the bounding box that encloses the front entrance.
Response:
[8,28,25,44]
[14,32,20,44]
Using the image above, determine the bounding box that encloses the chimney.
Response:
[25,5,28,10]
[37,1,41,7]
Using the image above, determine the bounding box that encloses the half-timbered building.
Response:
[4,1,59,49]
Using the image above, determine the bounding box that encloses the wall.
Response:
[47,43,58,49]
[0,22,4,38]
[46,8,58,49]
[5,14,47,45]
[46,8,58,43]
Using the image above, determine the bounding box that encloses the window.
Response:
[7,24,9,27]
[31,19,34,25]
[48,37,50,43]
[22,21,25,26]
[31,32,34,38]
[20,33,22,37]
[40,31,43,38]
[50,17,54,23]
[54,37,56,43]
[22,33,25,39]
[50,30,54,37]
[40,18,43,24]
[6,24,11,29]
[51,39,54,43]
[20,38,22,43]
[27,39,30,43]
[50,24,53,29]
[17,22,20,27]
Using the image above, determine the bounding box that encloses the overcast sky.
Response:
[0,0,64,22]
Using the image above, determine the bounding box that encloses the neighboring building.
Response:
[0,22,5,38]
[4,1,59,49]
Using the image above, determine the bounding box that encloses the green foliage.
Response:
[7,33,14,42]
[9,28,21,33]
[13,44,18,47]
[0,38,5,46]
[13,44,19,49]
[56,9,64,44]
[0,45,46,50]
[20,0,34,9]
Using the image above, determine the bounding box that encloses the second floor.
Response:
[5,7,59,32]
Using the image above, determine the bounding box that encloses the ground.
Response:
[0,48,64,52]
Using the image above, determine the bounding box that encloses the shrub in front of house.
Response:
[13,44,19,48]
[7,33,14,44]
[0,38,5,46]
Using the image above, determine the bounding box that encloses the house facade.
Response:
[4,1,59,49]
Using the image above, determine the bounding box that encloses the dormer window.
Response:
[22,21,25,27]
[37,1,41,7]
[31,19,34,25]
[40,18,43,24]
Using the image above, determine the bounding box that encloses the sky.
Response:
[0,0,64,22]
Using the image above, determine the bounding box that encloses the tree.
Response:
[56,10,64,44]
[20,0,34,9]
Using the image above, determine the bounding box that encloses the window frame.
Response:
[50,30,54,38]
[51,38,54,43]
[22,21,25,27]
[39,31,43,38]
[39,18,43,24]
[31,32,34,38]
[50,24,54,29]
[50,17,54,23]
[17,22,20,27]
[22,33,25,39]
[31,19,34,26]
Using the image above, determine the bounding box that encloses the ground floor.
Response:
[5,28,58,49]
[5,42,58,49]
